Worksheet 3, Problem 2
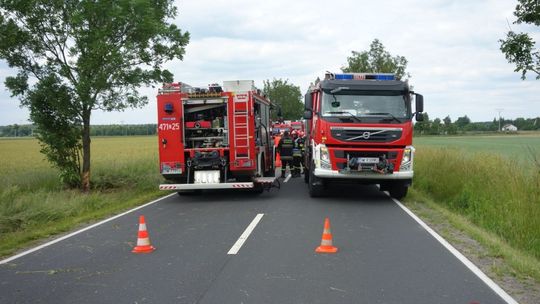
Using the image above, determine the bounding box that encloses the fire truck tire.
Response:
[388,183,408,199]
[303,166,309,183]
[308,162,324,197]
[253,184,265,194]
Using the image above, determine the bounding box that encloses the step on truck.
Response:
[303,72,424,198]
[157,80,277,193]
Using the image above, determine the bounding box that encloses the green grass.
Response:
[414,132,540,162]
[412,133,540,261]
[0,136,163,258]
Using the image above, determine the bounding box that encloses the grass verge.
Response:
[413,147,540,260]
[0,136,165,258]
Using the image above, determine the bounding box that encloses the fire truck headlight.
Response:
[320,145,331,169]
[400,146,414,171]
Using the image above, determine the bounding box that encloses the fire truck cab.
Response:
[303,72,424,198]
[157,80,277,193]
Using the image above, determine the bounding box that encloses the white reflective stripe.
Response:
[137,238,150,246]
[320,239,333,246]
[139,223,147,231]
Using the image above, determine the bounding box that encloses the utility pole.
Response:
[495,108,503,132]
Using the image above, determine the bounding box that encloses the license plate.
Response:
[194,170,220,184]
[358,157,379,164]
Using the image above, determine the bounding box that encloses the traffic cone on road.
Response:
[132,215,155,254]
[315,218,338,253]
[275,153,282,168]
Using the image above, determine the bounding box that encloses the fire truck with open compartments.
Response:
[157,80,277,193]
[303,72,424,198]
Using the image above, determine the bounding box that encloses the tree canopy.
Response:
[342,39,410,80]
[0,0,189,191]
[263,79,303,121]
[500,0,540,79]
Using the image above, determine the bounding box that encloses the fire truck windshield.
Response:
[321,92,409,123]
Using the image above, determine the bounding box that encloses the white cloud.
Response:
[1,0,539,125]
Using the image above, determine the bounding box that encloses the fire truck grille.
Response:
[334,151,398,159]
[330,128,402,142]
[334,150,398,170]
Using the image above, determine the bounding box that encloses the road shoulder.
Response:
[404,189,540,304]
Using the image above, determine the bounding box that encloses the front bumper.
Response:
[314,167,413,180]
[159,182,253,190]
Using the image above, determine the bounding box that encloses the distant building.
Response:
[501,124,518,132]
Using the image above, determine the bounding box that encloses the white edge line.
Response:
[391,197,519,304]
[227,213,264,255]
[284,174,292,183]
[0,192,177,265]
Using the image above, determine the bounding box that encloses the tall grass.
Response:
[413,147,540,259]
[0,136,163,257]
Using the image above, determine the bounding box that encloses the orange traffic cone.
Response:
[132,215,155,253]
[275,153,282,167]
[315,218,338,253]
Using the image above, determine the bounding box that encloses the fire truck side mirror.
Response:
[415,112,424,122]
[415,94,424,113]
[303,110,313,120]
[304,93,313,110]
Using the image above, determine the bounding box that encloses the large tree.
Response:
[342,39,410,80]
[263,79,303,121]
[0,0,189,191]
[500,0,540,79]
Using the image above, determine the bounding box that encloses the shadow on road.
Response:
[316,183,393,204]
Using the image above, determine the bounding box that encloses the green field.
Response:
[414,132,540,162]
[411,132,540,275]
[0,136,163,257]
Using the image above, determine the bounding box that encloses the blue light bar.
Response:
[332,73,395,81]
[375,74,395,80]
[335,74,354,80]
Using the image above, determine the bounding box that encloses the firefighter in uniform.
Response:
[277,131,294,178]
[291,131,302,177]
[294,131,305,177]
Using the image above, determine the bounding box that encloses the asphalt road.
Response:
[0,176,515,304]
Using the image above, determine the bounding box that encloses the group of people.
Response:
[276,130,306,178]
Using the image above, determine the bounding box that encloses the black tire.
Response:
[308,162,324,197]
[304,168,309,183]
[252,184,265,194]
[389,184,408,199]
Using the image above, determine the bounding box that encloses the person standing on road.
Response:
[291,131,302,177]
[277,131,294,178]
[293,132,305,177]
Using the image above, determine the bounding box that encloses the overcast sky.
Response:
[1,0,539,125]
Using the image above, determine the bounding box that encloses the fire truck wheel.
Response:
[308,162,324,197]
[389,183,408,199]
[253,184,265,194]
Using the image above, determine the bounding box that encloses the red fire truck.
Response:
[291,121,304,133]
[157,80,277,193]
[303,72,424,198]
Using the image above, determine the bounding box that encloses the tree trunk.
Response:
[81,110,91,192]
